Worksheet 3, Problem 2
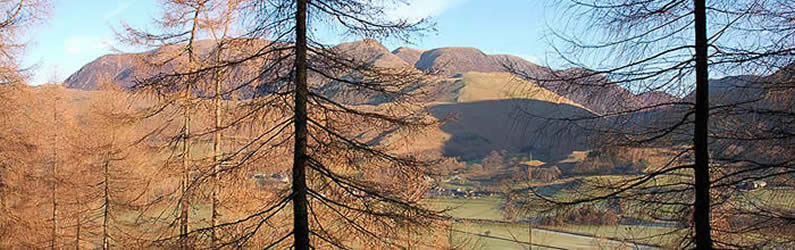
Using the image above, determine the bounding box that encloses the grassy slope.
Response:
[427,197,506,221]
[451,72,586,109]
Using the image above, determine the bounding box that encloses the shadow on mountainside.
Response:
[429,98,597,163]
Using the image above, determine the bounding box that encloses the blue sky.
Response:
[23,0,551,85]
[23,0,158,84]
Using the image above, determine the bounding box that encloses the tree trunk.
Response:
[211,67,221,249]
[292,0,311,248]
[179,77,191,248]
[75,198,81,250]
[211,22,229,249]
[180,5,203,247]
[693,0,712,248]
[211,8,233,246]
[51,96,59,250]
[102,153,110,250]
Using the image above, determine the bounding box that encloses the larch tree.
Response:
[27,84,83,249]
[119,0,210,247]
[73,81,151,249]
[212,0,448,248]
[143,0,452,248]
[0,2,48,242]
[199,0,244,245]
[509,0,794,248]
[120,0,275,247]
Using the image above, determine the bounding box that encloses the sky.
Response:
[22,0,551,85]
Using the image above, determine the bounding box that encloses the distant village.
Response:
[425,186,498,199]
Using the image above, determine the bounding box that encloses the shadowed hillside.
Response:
[429,99,595,162]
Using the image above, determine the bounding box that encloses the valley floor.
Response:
[428,197,677,249]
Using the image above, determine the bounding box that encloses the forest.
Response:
[0,0,793,249]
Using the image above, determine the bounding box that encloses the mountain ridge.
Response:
[64,39,677,115]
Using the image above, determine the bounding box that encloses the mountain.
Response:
[637,91,679,107]
[430,72,583,106]
[391,47,425,67]
[424,72,595,161]
[65,39,288,93]
[65,40,671,113]
[410,47,544,77]
[401,46,676,114]
[538,68,646,115]
[313,40,423,105]
[64,40,219,90]
[333,39,410,68]
[62,39,691,163]
[681,75,764,106]
[64,53,141,90]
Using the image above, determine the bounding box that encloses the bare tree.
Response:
[509,0,794,248]
[178,2,204,243]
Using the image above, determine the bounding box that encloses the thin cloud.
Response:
[64,36,115,56]
[387,0,470,21]
[520,55,542,64]
[104,2,131,20]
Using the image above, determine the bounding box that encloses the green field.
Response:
[428,197,675,249]
[427,197,507,220]
[449,223,663,250]
[743,187,795,208]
